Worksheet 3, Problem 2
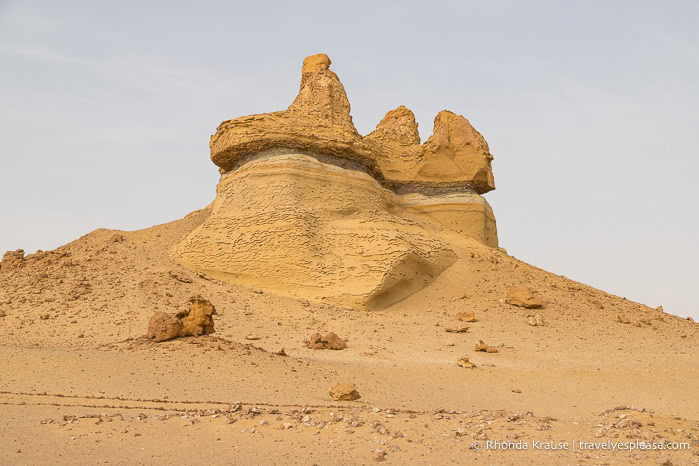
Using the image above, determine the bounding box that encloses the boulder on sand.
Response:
[147,312,183,342]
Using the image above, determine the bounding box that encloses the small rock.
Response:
[372,449,387,462]
[456,357,475,368]
[457,310,476,322]
[445,325,469,333]
[177,296,216,337]
[110,233,125,243]
[474,340,498,353]
[168,270,192,283]
[321,332,346,350]
[329,383,361,401]
[527,314,545,326]
[307,333,324,349]
[506,287,544,309]
[40,313,50,320]
[245,335,261,341]
[617,314,631,324]
[308,332,346,350]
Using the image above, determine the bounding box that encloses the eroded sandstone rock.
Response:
[307,332,346,350]
[147,312,183,342]
[307,333,324,349]
[172,154,458,309]
[457,311,476,322]
[147,297,216,342]
[178,296,216,337]
[329,383,361,401]
[457,357,476,368]
[475,340,498,353]
[506,287,544,309]
[172,54,500,309]
[527,314,545,327]
[1,249,25,271]
[210,55,495,194]
[445,325,469,333]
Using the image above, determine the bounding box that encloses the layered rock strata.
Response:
[211,55,495,195]
[172,54,499,309]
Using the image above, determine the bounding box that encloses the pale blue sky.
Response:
[1,1,697,319]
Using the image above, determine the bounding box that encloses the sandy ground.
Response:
[1,208,697,464]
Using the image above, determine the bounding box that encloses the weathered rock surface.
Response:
[147,297,216,342]
[445,325,469,333]
[457,356,476,368]
[172,153,458,309]
[147,312,183,342]
[399,192,497,247]
[307,332,346,350]
[171,54,500,308]
[457,310,476,322]
[1,249,25,271]
[527,314,545,326]
[178,296,216,337]
[475,340,499,353]
[506,287,544,309]
[210,54,495,195]
[329,383,361,401]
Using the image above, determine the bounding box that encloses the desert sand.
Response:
[1,55,697,465]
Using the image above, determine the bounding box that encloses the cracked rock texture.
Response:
[172,153,458,309]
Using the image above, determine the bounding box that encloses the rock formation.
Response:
[506,287,545,309]
[147,312,183,342]
[172,54,499,309]
[308,332,347,350]
[146,297,216,342]
[178,296,216,337]
[1,249,25,271]
[329,383,361,401]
